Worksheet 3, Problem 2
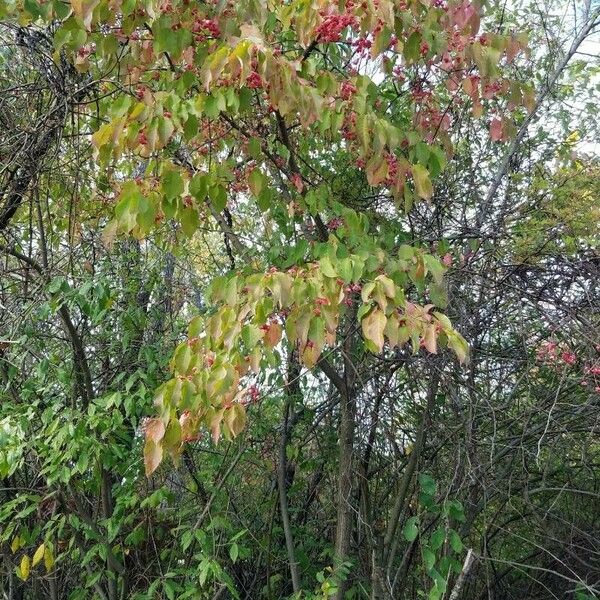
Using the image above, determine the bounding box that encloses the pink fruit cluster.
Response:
[315,13,358,43]
[246,71,263,89]
[536,341,576,365]
[326,217,343,230]
[536,340,600,393]
[192,17,220,37]
[353,38,372,53]
[340,80,358,101]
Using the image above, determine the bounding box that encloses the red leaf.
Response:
[144,418,166,443]
[144,439,163,476]
[452,1,475,29]
[490,118,503,142]
[422,324,438,354]
[263,322,282,348]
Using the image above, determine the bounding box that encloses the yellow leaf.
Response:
[384,312,400,348]
[229,40,252,83]
[32,543,45,567]
[129,101,146,120]
[101,219,119,249]
[71,0,100,30]
[472,101,483,118]
[202,46,230,91]
[448,332,469,364]
[92,122,113,149]
[366,155,389,186]
[301,342,320,368]
[412,164,433,201]
[238,25,265,50]
[225,403,246,438]
[44,547,55,573]
[375,275,396,299]
[361,281,376,303]
[19,555,30,581]
[362,308,387,353]
[249,346,261,373]
[433,311,453,330]
[268,272,292,308]
[11,536,22,554]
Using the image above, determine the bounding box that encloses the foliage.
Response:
[0,0,599,599]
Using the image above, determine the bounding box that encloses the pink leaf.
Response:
[144,418,165,443]
[490,118,503,142]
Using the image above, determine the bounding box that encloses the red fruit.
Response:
[290,173,303,192]
[340,80,357,100]
[246,71,263,89]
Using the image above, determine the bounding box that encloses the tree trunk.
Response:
[277,355,302,593]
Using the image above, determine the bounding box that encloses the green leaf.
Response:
[398,244,415,260]
[404,31,421,63]
[429,283,448,309]
[204,94,221,119]
[449,529,463,553]
[423,254,445,285]
[157,116,174,145]
[190,173,208,201]
[372,26,392,57]
[419,473,437,496]
[430,528,445,551]
[209,185,227,213]
[241,324,262,349]
[173,343,192,374]
[164,580,176,600]
[422,546,436,572]
[48,277,66,294]
[403,517,419,542]
[229,542,239,563]
[247,137,262,159]
[183,114,199,140]
[248,169,265,197]
[428,580,443,600]
[162,171,184,200]
[319,255,337,278]
[180,207,200,237]
[445,500,466,522]
[257,188,274,212]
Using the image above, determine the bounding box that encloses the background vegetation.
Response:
[0,0,599,599]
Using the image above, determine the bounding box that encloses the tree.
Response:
[0,0,599,599]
